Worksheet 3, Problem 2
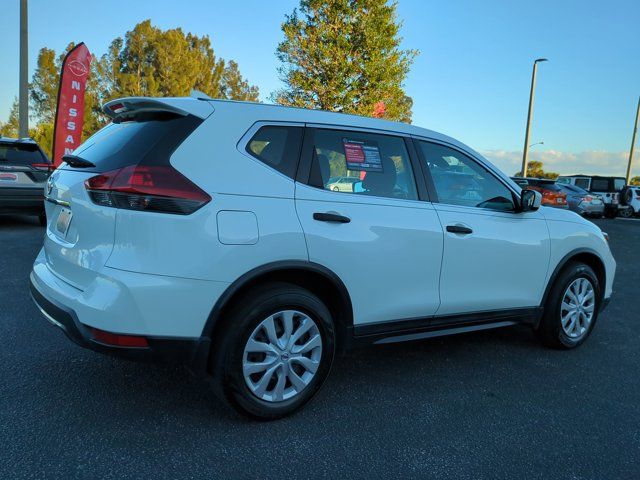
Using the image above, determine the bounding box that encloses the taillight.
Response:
[31,163,55,172]
[584,195,593,202]
[84,165,211,215]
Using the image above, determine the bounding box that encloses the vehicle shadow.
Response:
[26,322,544,424]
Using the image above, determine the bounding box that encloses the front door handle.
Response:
[313,212,351,224]
[446,225,473,235]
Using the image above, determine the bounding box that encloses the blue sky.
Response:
[1,0,638,176]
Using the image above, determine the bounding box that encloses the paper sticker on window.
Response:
[343,139,383,172]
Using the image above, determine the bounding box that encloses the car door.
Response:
[295,127,443,326]
[414,139,550,317]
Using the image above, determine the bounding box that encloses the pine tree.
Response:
[274,0,417,122]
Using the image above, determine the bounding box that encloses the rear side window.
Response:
[305,128,418,200]
[246,126,303,179]
[590,179,610,191]
[0,143,47,165]
[67,113,202,173]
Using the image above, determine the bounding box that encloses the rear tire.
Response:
[210,282,335,420]
[536,262,601,349]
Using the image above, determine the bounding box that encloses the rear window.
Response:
[0,143,47,165]
[66,113,202,173]
[246,126,303,179]
[526,179,559,190]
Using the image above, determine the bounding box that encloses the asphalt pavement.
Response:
[1,214,638,479]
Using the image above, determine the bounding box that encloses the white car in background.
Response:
[620,186,640,217]
[31,96,616,419]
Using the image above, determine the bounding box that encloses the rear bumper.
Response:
[30,276,211,371]
[30,248,230,372]
[578,203,605,216]
[0,187,45,213]
[31,280,210,371]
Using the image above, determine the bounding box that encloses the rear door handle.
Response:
[313,212,351,224]
[446,225,473,235]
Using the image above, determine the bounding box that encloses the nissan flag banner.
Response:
[52,43,92,167]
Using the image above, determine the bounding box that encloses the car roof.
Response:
[0,137,38,145]
[106,96,524,193]
[560,174,625,180]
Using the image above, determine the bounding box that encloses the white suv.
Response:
[31,96,616,419]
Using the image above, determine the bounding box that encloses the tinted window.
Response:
[527,180,561,191]
[69,113,202,173]
[590,179,610,191]
[246,126,303,179]
[0,143,47,165]
[418,141,515,211]
[306,129,418,200]
[574,178,590,189]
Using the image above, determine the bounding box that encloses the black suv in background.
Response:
[0,138,52,225]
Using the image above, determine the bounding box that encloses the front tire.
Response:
[536,262,601,349]
[211,282,335,420]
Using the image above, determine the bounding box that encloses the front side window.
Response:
[418,141,515,211]
[246,126,303,179]
[307,129,418,201]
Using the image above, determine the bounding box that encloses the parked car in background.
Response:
[515,178,568,209]
[556,183,605,217]
[619,185,640,217]
[326,175,360,192]
[511,177,529,188]
[557,175,627,218]
[31,96,615,419]
[0,137,52,225]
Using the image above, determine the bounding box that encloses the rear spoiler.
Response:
[103,97,215,121]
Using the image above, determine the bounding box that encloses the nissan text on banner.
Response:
[52,43,92,167]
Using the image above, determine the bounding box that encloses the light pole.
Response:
[18,0,28,138]
[625,97,639,184]
[520,58,548,177]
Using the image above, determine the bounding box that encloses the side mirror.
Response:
[520,189,542,212]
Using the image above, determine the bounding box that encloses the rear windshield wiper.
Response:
[62,154,95,168]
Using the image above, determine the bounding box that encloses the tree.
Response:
[630,176,640,186]
[0,98,19,138]
[515,161,559,179]
[12,20,259,157]
[274,0,417,122]
[103,20,259,101]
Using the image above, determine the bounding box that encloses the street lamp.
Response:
[529,141,544,148]
[520,58,548,177]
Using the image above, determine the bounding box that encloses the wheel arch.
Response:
[541,248,606,310]
[202,261,354,362]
